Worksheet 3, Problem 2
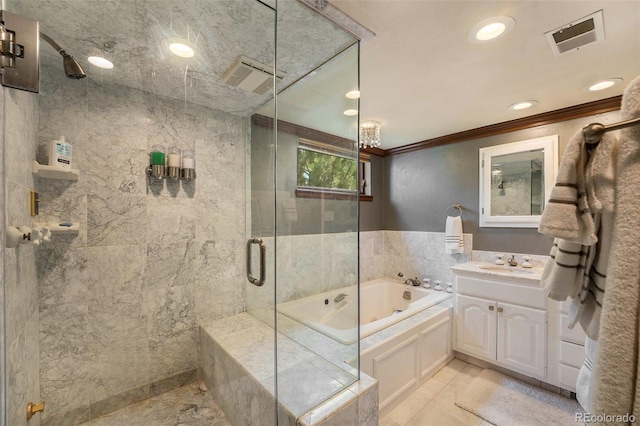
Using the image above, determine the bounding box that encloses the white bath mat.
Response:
[455,369,583,426]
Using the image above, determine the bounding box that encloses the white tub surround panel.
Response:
[358,303,453,416]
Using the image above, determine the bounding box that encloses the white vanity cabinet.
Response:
[452,262,587,393]
[547,299,587,392]
[453,270,548,379]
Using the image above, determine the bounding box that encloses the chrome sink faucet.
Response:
[507,255,518,267]
[404,277,421,286]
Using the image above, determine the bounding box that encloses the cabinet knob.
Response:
[488,305,495,311]
[497,307,504,313]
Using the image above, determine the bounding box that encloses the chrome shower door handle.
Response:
[246,237,266,287]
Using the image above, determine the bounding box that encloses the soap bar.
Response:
[59,222,73,227]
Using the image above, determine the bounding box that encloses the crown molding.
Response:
[383,95,622,156]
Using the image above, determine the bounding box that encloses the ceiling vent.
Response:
[545,10,605,57]
[222,55,285,95]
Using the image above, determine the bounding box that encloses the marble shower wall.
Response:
[3,87,41,426]
[34,67,246,423]
[360,231,473,285]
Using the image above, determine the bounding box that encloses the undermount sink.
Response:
[477,265,535,274]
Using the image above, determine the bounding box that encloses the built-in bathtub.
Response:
[277,278,452,344]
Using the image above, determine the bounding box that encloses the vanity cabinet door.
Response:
[497,302,547,378]
[456,294,497,360]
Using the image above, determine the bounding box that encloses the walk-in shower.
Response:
[1,0,363,425]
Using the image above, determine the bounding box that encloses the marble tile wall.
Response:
[360,230,473,286]
[0,84,5,426]
[33,67,246,423]
[3,86,41,426]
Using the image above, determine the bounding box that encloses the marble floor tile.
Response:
[381,358,580,426]
[387,384,437,425]
[80,381,230,426]
[430,361,464,384]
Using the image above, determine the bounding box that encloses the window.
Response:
[296,138,372,201]
[297,148,357,190]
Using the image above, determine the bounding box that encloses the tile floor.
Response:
[80,381,231,426]
[78,358,565,426]
[380,359,491,426]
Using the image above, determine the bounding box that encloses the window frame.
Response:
[296,137,372,202]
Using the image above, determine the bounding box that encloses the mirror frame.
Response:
[479,135,558,228]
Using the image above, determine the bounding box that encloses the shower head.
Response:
[62,54,86,79]
[40,32,86,79]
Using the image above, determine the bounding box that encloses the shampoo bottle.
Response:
[48,136,72,169]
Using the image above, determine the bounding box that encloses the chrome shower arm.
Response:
[40,32,66,56]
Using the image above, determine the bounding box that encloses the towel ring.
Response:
[447,204,462,217]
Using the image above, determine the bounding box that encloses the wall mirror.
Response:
[479,135,558,227]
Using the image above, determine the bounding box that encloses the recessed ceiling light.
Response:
[469,16,516,44]
[344,109,358,116]
[345,90,360,99]
[509,100,538,111]
[587,78,623,92]
[167,38,195,58]
[87,56,114,69]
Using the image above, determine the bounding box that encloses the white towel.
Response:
[539,128,617,340]
[445,216,464,254]
[539,130,596,246]
[591,74,640,421]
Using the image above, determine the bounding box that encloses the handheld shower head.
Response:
[40,32,86,79]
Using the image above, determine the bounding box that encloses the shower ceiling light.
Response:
[469,16,515,44]
[587,78,623,92]
[359,120,381,149]
[508,100,538,111]
[167,38,195,58]
[344,109,358,116]
[88,56,114,69]
[345,90,360,99]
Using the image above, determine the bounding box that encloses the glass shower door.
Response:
[246,0,360,420]
[274,41,360,418]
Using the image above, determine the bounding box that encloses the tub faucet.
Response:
[334,293,349,303]
[404,277,421,286]
[507,255,518,267]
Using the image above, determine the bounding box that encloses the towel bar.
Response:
[447,204,462,217]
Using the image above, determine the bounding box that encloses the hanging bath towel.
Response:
[445,215,464,254]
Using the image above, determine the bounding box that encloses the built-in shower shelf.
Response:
[32,160,79,180]
[33,221,80,234]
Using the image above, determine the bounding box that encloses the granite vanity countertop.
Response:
[451,261,545,284]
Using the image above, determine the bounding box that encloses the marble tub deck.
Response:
[200,312,379,425]
[79,381,230,426]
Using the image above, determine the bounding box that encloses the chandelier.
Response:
[359,121,381,149]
